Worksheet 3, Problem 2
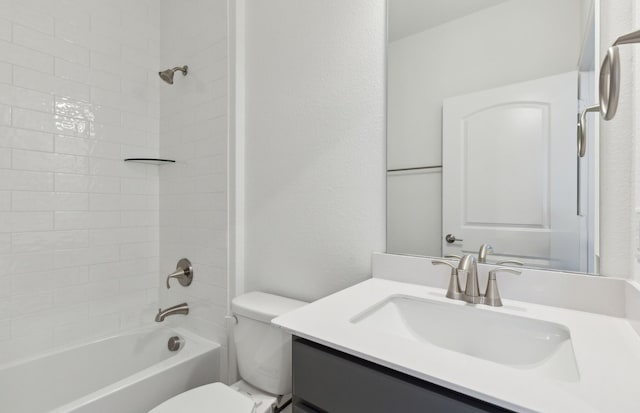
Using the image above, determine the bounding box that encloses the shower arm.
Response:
[170,66,188,74]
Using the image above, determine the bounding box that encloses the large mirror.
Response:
[386,0,599,273]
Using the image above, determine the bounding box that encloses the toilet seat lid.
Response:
[149,382,255,413]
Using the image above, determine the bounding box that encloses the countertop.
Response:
[273,278,640,412]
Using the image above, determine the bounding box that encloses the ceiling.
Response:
[388,0,510,42]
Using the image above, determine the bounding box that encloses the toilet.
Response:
[149,291,307,413]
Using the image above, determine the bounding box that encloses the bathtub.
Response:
[0,326,220,413]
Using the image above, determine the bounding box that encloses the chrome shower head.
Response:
[158,65,188,84]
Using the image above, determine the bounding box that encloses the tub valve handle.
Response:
[165,258,193,289]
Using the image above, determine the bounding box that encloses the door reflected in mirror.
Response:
[386,0,598,273]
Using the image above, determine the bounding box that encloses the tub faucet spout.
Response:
[155,302,189,322]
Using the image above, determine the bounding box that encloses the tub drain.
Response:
[168,336,182,351]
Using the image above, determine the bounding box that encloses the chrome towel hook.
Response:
[578,28,640,157]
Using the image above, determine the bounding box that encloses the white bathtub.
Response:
[0,326,220,413]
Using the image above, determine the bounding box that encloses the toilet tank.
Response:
[232,292,307,396]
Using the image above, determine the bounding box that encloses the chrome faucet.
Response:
[155,302,189,322]
[432,255,521,307]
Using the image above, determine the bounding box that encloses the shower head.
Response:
[158,66,188,84]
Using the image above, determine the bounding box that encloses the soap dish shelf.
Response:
[124,158,176,165]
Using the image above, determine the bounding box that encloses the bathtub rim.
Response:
[0,324,217,370]
[1,325,221,413]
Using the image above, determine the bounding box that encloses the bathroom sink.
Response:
[350,295,579,382]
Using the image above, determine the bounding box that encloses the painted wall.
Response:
[240,0,386,302]
[598,0,636,280]
[387,0,587,257]
[0,0,160,363]
[159,0,230,378]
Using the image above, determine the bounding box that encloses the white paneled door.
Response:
[442,72,581,270]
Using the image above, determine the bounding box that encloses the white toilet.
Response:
[149,291,307,413]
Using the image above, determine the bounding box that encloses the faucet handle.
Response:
[495,259,524,266]
[432,260,462,299]
[484,267,521,307]
[431,259,457,269]
[165,258,193,289]
[444,254,462,260]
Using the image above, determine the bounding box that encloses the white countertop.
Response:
[273,278,640,412]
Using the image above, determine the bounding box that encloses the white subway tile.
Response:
[54,135,120,159]
[12,191,88,211]
[0,233,10,254]
[90,86,121,109]
[12,230,89,252]
[54,211,121,230]
[0,192,10,211]
[12,107,88,136]
[0,103,10,125]
[55,58,90,83]
[89,193,120,210]
[121,210,158,227]
[11,304,87,338]
[11,266,87,295]
[0,0,187,359]
[0,148,10,168]
[89,33,119,57]
[53,245,119,269]
[13,24,90,67]
[0,84,53,113]
[53,313,119,347]
[0,19,11,42]
[0,298,10,319]
[0,126,54,152]
[119,241,157,260]
[0,211,52,231]
[12,149,88,174]
[89,69,121,93]
[10,5,55,35]
[0,62,11,84]
[49,6,91,33]
[14,67,91,102]
[0,169,53,191]
[119,274,155,294]
[0,40,54,73]
[0,251,54,278]
[54,22,91,49]
[54,173,120,193]
[121,177,159,195]
[54,279,118,305]
[10,292,54,317]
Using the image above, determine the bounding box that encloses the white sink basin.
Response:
[351,295,580,382]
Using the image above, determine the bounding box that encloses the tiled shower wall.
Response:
[0,0,161,363]
[158,0,229,378]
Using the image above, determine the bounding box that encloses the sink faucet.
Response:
[432,255,521,307]
[459,255,482,304]
[477,243,493,263]
[155,302,189,322]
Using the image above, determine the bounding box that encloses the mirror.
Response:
[386,0,599,273]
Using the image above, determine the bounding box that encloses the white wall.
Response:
[159,0,230,378]
[598,0,633,279]
[240,0,386,302]
[387,0,586,257]
[0,0,160,363]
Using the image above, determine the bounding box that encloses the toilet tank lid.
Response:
[231,292,307,323]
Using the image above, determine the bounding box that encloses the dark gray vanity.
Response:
[292,337,513,413]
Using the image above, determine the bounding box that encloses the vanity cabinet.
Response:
[292,337,513,413]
